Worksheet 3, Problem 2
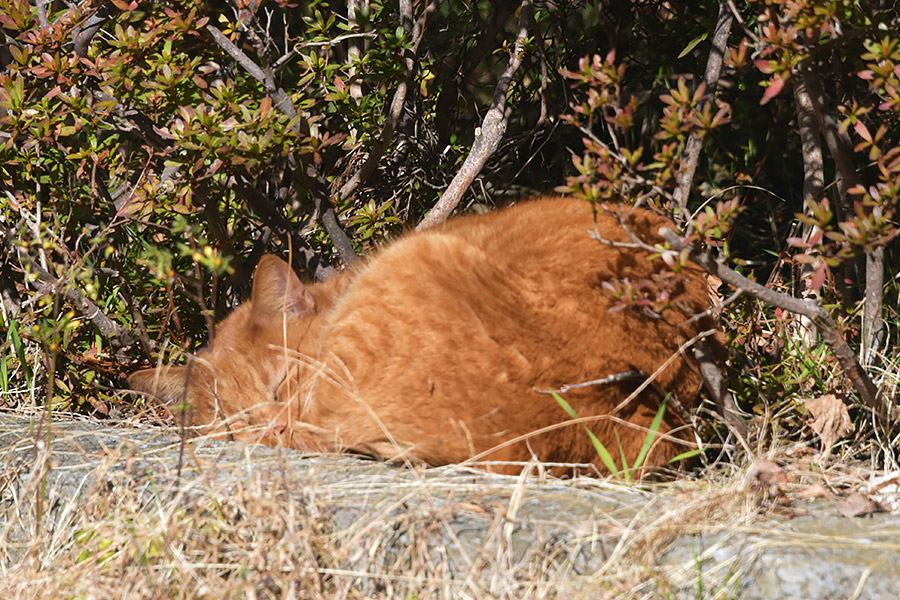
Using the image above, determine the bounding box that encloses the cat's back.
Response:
[298,196,711,469]
[322,197,594,325]
[321,195,685,328]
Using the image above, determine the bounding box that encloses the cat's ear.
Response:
[128,366,189,405]
[251,255,315,324]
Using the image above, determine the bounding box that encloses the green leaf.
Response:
[613,428,630,483]
[670,448,704,463]
[678,32,708,59]
[552,392,620,477]
[633,395,668,471]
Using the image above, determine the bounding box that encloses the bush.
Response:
[0,0,897,467]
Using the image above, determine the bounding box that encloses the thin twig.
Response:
[673,0,733,225]
[678,287,743,328]
[609,330,716,416]
[19,253,135,352]
[533,371,643,395]
[660,228,884,419]
[416,0,533,230]
[292,32,378,52]
[336,0,443,203]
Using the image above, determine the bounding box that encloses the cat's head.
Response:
[128,255,324,444]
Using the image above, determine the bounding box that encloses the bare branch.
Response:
[799,68,884,364]
[72,2,114,58]
[673,0,733,224]
[316,194,359,266]
[346,0,365,101]
[660,228,884,419]
[692,340,750,448]
[864,247,886,364]
[205,23,357,265]
[35,0,49,28]
[798,68,860,190]
[336,0,443,203]
[19,253,136,353]
[793,77,825,204]
[416,0,533,230]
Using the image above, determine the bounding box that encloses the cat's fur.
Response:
[129,196,717,475]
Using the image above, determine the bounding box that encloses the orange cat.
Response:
[129,196,717,475]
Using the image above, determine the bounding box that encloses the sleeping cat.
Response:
[129,196,718,475]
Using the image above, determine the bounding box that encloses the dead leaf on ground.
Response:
[798,482,834,501]
[706,274,724,305]
[802,393,854,451]
[746,459,787,492]
[838,492,891,518]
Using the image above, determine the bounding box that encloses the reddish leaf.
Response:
[754,59,778,74]
[88,398,109,415]
[810,262,827,291]
[760,77,785,105]
[111,0,139,10]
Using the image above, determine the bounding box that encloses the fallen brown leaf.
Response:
[797,482,834,501]
[747,459,787,494]
[837,492,890,518]
[803,394,854,451]
[706,274,724,305]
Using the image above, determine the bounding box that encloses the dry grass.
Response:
[0,411,742,599]
[1,410,898,599]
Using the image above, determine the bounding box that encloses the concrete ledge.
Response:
[1,412,897,598]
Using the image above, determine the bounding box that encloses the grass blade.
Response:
[633,395,668,471]
[551,392,620,477]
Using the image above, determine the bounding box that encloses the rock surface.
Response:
[1,412,897,598]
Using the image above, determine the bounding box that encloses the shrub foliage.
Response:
[0,0,897,464]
